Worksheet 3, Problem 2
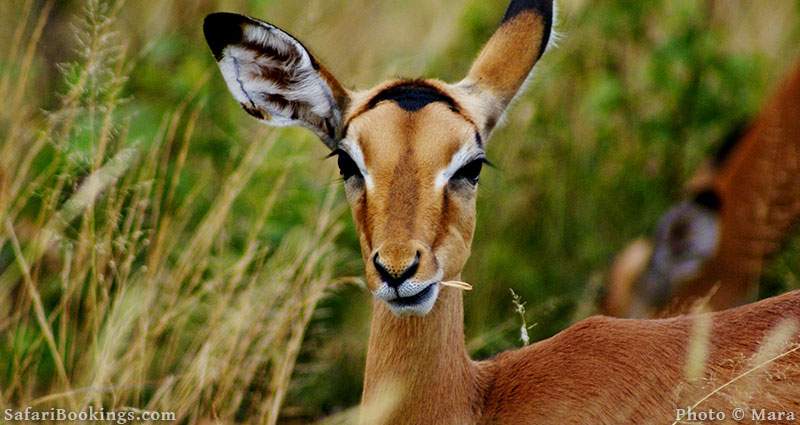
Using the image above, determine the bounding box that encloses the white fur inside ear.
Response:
[214,20,341,143]
[545,0,562,53]
[642,201,720,302]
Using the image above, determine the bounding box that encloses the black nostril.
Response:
[405,251,420,281]
[373,251,421,289]
[372,254,396,287]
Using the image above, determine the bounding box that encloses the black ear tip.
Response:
[502,0,554,24]
[203,12,247,61]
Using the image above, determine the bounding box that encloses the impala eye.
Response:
[451,158,486,185]
[333,150,362,181]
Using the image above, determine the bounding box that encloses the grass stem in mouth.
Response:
[441,281,473,291]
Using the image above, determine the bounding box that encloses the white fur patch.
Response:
[373,268,444,316]
[435,142,484,189]
[215,20,342,146]
[640,201,721,304]
[339,138,374,190]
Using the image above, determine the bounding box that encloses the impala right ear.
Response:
[203,12,350,149]
[458,0,555,135]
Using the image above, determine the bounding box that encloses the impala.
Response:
[203,1,800,423]
[605,63,800,318]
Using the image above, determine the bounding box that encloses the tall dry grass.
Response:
[0,1,345,423]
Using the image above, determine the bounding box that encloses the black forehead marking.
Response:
[366,80,460,113]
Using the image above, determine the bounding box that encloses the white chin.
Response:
[385,285,439,316]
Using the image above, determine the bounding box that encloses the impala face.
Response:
[204,0,554,315]
[339,82,488,315]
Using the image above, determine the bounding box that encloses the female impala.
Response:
[203,1,800,423]
[606,63,800,318]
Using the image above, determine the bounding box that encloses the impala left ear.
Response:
[203,12,350,149]
[457,0,555,134]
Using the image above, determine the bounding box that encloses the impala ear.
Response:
[458,0,554,134]
[639,191,721,307]
[203,13,350,149]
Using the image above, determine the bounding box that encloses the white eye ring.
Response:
[338,138,374,190]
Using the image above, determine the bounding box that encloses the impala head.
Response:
[607,123,751,316]
[204,0,554,316]
[639,189,722,305]
[607,187,723,316]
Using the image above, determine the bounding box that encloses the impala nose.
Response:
[373,248,421,289]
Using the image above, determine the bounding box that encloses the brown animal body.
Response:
[367,285,800,424]
[606,63,800,318]
[203,1,800,423]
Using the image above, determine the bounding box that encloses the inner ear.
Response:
[204,12,350,149]
[456,0,555,135]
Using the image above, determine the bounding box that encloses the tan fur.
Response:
[481,291,800,424]
[345,38,800,425]
[604,239,654,317]
[606,63,800,317]
[317,63,351,112]
[344,96,478,287]
[362,282,800,424]
[467,12,545,104]
[687,62,800,310]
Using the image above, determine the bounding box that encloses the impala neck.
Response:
[361,283,483,425]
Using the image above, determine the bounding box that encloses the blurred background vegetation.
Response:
[1,0,799,423]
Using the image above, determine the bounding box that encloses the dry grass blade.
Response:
[441,280,473,291]
[670,319,800,425]
[0,1,344,423]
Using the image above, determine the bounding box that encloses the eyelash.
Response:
[331,149,362,181]
[451,158,489,186]
[330,150,489,187]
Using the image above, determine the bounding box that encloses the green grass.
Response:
[1,0,799,423]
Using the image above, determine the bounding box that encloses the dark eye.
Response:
[335,150,362,181]
[451,159,484,185]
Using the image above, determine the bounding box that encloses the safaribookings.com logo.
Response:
[4,406,176,424]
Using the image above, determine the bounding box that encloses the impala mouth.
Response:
[388,283,437,307]
[377,282,440,316]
